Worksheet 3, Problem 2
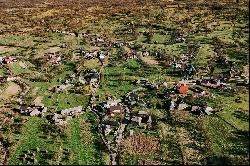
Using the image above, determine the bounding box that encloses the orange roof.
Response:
[179,85,188,94]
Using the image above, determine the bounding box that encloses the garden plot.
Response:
[140,56,159,65]
[0,82,21,100]
[7,62,32,75]
[120,133,162,165]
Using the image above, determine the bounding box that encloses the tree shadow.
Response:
[65,62,77,71]
[204,155,232,165]
[232,110,249,122]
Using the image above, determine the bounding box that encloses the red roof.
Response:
[179,85,188,94]
[3,58,12,63]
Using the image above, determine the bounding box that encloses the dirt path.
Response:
[0,82,21,100]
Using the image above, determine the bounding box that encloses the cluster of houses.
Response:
[134,78,158,90]
[100,98,124,136]
[97,89,152,140]
[49,74,76,93]
[46,29,112,48]
[130,111,152,129]
[49,80,73,93]
[45,29,77,37]
[46,29,155,63]
[171,56,196,78]
[73,49,107,63]
[171,75,236,95]
[123,47,150,60]
[53,29,133,49]
[166,96,214,115]
[48,68,100,94]
[79,69,100,89]
[48,106,83,126]
[16,105,48,117]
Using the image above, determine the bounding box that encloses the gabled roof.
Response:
[20,105,28,111]
[109,105,122,113]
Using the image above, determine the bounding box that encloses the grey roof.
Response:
[178,103,189,110]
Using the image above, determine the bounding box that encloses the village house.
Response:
[47,53,62,64]
[51,113,68,126]
[18,105,47,117]
[135,78,149,85]
[103,99,123,117]
[166,96,189,111]
[190,105,214,115]
[2,57,16,64]
[61,106,83,117]
[176,83,189,94]
[177,102,189,111]
[48,106,82,126]
[109,105,122,117]
[60,43,67,48]
[131,111,152,127]
[199,76,221,88]
[97,51,106,64]
[123,92,139,106]
[78,75,87,85]
[82,69,99,84]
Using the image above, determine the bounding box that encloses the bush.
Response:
[126,59,140,70]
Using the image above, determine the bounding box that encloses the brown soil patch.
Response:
[121,133,160,155]
[243,65,249,76]
[35,46,62,58]
[171,110,190,123]
[32,9,59,19]
[0,82,21,100]
[141,56,159,65]
[45,47,61,53]
[32,96,43,106]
